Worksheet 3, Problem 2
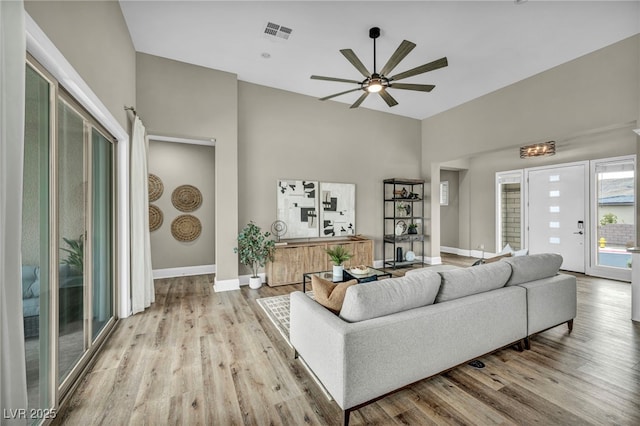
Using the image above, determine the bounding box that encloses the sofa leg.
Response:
[567,319,574,333]
[343,409,351,426]
[514,340,524,352]
[524,336,531,350]
[293,349,299,359]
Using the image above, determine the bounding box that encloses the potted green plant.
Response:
[61,235,84,274]
[325,245,353,277]
[407,223,418,235]
[234,221,276,289]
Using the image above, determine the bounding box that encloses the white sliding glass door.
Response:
[23,58,118,416]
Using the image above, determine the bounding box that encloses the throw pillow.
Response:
[500,243,513,255]
[311,275,357,314]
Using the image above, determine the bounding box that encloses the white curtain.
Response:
[0,0,28,423]
[130,116,154,314]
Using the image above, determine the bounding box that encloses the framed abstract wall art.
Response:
[276,179,319,238]
[319,182,355,238]
[276,179,356,239]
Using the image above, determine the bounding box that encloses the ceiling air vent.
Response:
[264,22,293,40]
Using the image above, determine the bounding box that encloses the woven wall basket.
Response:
[171,214,202,242]
[148,174,164,202]
[172,184,202,212]
[149,204,163,232]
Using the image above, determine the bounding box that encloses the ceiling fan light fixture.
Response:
[363,74,387,93]
[366,80,383,93]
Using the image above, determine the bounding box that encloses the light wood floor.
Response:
[54,255,640,425]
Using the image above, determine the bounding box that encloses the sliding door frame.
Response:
[56,89,118,400]
[25,55,119,411]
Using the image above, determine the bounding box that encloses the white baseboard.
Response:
[238,272,266,286]
[213,277,240,292]
[441,246,498,259]
[441,246,471,257]
[153,264,216,279]
[423,256,442,265]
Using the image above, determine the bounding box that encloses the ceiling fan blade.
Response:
[350,92,369,109]
[390,83,435,92]
[380,40,416,76]
[340,49,371,78]
[319,88,362,101]
[379,90,399,107]
[311,75,362,84]
[389,57,448,82]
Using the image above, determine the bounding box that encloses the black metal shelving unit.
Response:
[383,178,425,269]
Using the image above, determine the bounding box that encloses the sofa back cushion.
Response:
[502,253,563,286]
[339,270,441,322]
[436,261,511,303]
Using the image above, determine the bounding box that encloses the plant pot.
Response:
[332,265,344,277]
[249,276,262,289]
[408,228,418,235]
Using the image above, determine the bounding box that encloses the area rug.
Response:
[257,291,314,348]
[256,293,293,346]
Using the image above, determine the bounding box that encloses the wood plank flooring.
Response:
[53,255,640,425]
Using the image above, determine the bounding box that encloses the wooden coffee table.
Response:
[302,267,392,293]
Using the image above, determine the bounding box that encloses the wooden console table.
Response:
[265,236,373,287]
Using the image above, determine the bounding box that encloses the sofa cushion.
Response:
[312,275,357,314]
[29,280,41,298]
[502,253,563,286]
[339,270,441,322]
[22,297,40,317]
[436,261,511,303]
[22,266,38,298]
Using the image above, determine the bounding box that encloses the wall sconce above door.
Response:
[520,141,555,159]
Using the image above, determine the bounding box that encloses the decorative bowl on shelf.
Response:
[350,265,370,275]
[405,251,416,261]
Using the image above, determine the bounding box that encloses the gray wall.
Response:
[464,127,636,253]
[439,169,459,248]
[25,0,136,130]
[423,35,640,256]
[148,141,215,269]
[136,53,238,281]
[238,82,421,262]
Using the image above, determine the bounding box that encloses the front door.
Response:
[527,163,587,273]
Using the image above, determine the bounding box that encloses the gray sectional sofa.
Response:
[290,253,576,426]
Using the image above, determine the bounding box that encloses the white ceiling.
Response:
[119,1,640,120]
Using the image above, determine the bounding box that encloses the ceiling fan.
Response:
[311,27,448,109]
